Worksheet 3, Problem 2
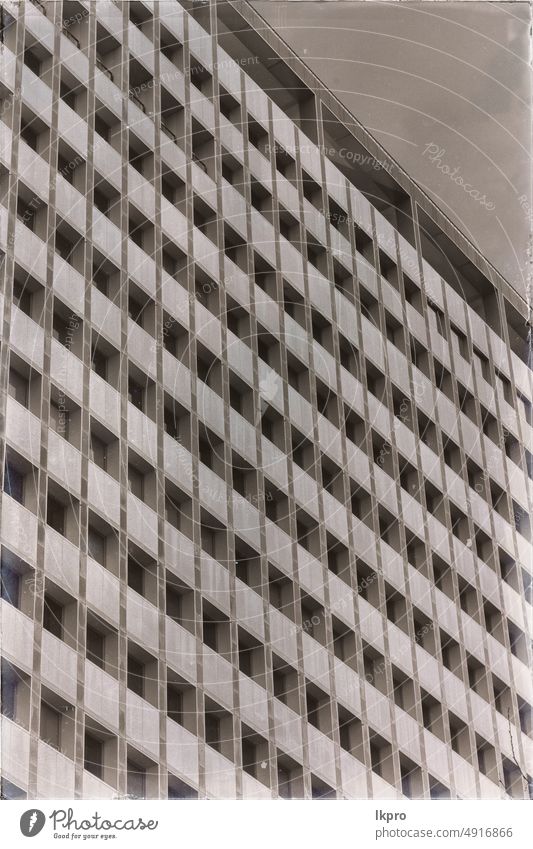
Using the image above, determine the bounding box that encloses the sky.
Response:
[250,1,531,303]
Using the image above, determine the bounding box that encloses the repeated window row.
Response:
[6,296,531,634]
[2,536,531,745]
[6,339,532,636]
[13,33,513,405]
[6,362,532,650]
[6,149,529,498]
[6,73,528,468]
[0,656,198,798]
[2,629,529,801]
[15,0,529,364]
[12,268,527,548]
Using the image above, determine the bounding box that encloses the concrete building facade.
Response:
[0,0,531,800]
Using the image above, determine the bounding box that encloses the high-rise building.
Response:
[0,0,531,801]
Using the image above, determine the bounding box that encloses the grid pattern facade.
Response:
[0,0,531,801]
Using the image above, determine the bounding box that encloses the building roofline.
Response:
[227,0,528,321]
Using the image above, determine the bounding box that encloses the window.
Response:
[224,224,247,269]
[518,699,532,737]
[128,286,154,334]
[128,377,144,411]
[49,400,69,441]
[429,777,451,799]
[1,660,29,732]
[291,429,314,473]
[90,433,106,470]
[24,45,44,76]
[276,753,301,799]
[305,684,331,735]
[268,565,294,619]
[508,622,528,664]
[167,676,197,735]
[307,234,328,273]
[3,461,24,504]
[127,554,145,596]
[88,527,106,566]
[1,551,32,616]
[0,779,26,800]
[128,205,154,253]
[301,596,326,645]
[428,301,447,339]
[8,364,29,406]
[328,198,349,235]
[250,179,272,218]
[162,241,188,280]
[59,79,78,110]
[94,97,121,143]
[311,776,335,799]
[370,734,394,783]
[221,147,244,192]
[327,541,351,584]
[219,86,240,123]
[94,112,110,141]
[55,219,80,266]
[338,707,364,761]
[260,404,284,447]
[502,758,525,799]
[467,655,487,697]
[450,324,468,360]
[46,495,65,536]
[84,733,103,779]
[241,728,269,785]
[165,578,195,633]
[386,588,409,632]
[0,561,20,608]
[204,700,233,759]
[168,776,198,800]
[127,759,146,800]
[363,644,388,696]
[127,655,144,698]
[338,334,359,374]
[400,756,423,799]
[301,170,322,209]
[190,56,213,99]
[91,347,107,380]
[13,279,32,316]
[167,686,183,726]
[202,605,231,659]
[19,117,37,151]
[1,664,16,720]
[162,316,189,363]
[86,626,105,669]
[449,713,470,759]
[40,702,61,750]
[247,117,268,153]
[43,594,63,639]
[238,629,264,683]
[127,465,144,500]
[315,376,338,423]
[205,713,221,752]
[421,691,445,740]
[272,658,299,710]
[161,171,185,205]
[332,618,357,670]
[160,25,184,70]
[492,675,512,717]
